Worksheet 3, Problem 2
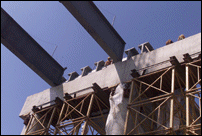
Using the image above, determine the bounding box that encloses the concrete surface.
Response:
[19,32,201,119]
[19,85,64,119]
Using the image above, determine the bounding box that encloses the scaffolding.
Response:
[124,54,201,135]
[24,54,201,135]
[24,83,110,135]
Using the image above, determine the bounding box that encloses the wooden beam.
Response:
[82,93,95,135]
[169,68,175,133]
[45,107,56,135]
[124,81,135,134]
[186,65,190,135]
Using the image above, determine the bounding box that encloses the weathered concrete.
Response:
[125,47,139,60]
[68,71,79,81]
[94,60,105,71]
[59,1,126,62]
[81,66,92,77]
[63,32,201,97]
[138,42,154,53]
[19,32,201,120]
[19,85,64,119]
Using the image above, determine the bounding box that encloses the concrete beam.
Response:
[19,32,201,118]
[60,1,126,62]
[62,32,201,95]
[138,42,154,53]
[125,47,139,60]
[94,60,105,71]
[68,71,79,81]
[81,66,92,76]
[1,8,66,87]
[19,84,64,119]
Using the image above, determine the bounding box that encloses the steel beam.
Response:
[1,8,66,87]
[60,1,126,62]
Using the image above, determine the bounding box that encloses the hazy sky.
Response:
[1,1,201,135]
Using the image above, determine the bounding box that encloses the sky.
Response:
[1,1,201,135]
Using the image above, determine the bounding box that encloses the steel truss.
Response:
[124,56,201,135]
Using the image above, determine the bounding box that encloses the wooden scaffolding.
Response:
[24,54,201,135]
[124,54,201,135]
[24,83,110,135]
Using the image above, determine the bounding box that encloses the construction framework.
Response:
[124,54,201,135]
[23,53,201,135]
[53,90,109,135]
[24,84,110,135]
[23,97,64,135]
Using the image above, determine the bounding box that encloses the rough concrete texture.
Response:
[19,85,64,119]
[19,32,201,118]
